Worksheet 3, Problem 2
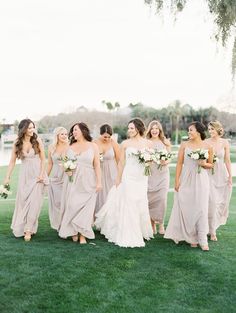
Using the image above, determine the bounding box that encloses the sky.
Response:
[0,0,235,123]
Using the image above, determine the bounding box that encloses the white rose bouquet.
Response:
[132,148,155,176]
[153,149,173,170]
[99,153,104,162]
[58,156,77,182]
[188,149,209,173]
[0,183,11,199]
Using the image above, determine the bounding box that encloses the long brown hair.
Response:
[146,120,169,146]
[128,118,146,136]
[69,122,92,145]
[15,119,40,159]
[189,121,206,140]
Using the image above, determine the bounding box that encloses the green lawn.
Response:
[0,166,235,313]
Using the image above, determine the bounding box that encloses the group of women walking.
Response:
[3,117,232,250]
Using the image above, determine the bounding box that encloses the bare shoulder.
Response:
[203,141,212,149]
[164,138,171,147]
[222,138,230,147]
[91,142,99,152]
[93,139,99,145]
[120,139,130,149]
[111,139,120,148]
[180,141,187,149]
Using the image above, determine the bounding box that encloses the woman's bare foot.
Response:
[210,234,217,241]
[158,223,165,235]
[79,235,87,244]
[151,220,157,235]
[201,245,209,251]
[72,234,79,242]
[24,231,31,242]
[190,243,198,248]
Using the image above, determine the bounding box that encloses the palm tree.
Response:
[168,100,183,145]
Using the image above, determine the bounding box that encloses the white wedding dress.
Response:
[95,147,153,247]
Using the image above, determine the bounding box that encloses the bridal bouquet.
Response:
[99,153,104,162]
[188,149,209,173]
[58,156,77,182]
[132,148,155,176]
[211,153,219,175]
[0,183,11,199]
[153,149,173,170]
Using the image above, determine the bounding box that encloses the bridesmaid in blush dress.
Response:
[94,124,120,213]
[58,122,102,244]
[146,120,171,235]
[47,127,69,230]
[4,119,48,241]
[164,121,213,251]
[206,121,232,241]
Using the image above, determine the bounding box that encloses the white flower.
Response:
[69,162,77,170]
[63,161,70,169]
[192,154,199,160]
[143,153,152,162]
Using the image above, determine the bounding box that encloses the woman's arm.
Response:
[224,140,232,185]
[112,140,121,164]
[164,138,172,153]
[4,144,17,185]
[47,146,53,176]
[92,143,102,192]
[37,137,46,182]
[175,143,185,192]
[115,142,126,187]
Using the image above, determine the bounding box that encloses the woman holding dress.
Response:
[95,118,153,248]
[4,119,48,241]
[146,120,171,235]
[164,121,213,251]
[58,122,102,244]
[47,127,69,230]
[206,121,232,241]
[94,124,120,213]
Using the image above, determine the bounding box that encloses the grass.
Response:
[0,166,235,313]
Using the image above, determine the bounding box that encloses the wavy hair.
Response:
[128,118,146,137]
[146,120,169,146]
[189,121,206,140]
[15,119,40,159]
[69,122,92,145]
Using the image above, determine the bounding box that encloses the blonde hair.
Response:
[146,120,169,146]
[208,120,224,137]
[51,127,68,153]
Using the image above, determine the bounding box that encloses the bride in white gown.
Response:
[95,118,154,247]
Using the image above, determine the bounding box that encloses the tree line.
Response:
[36,101,236,143]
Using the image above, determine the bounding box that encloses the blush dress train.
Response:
[48,152,65,230]
[208,148,232,235]
[148,141,170,224]
[164,147,209,247]
[58,148,98,239]
[95,147,118,213]
[11,149,48,237]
